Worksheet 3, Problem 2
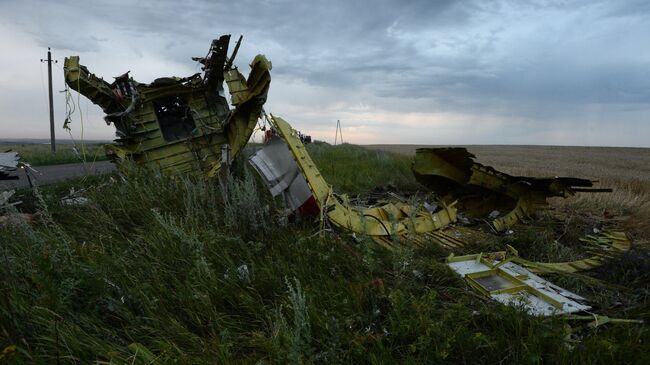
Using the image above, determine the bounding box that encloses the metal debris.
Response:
[412,148,612,232]
[0,152,20,181]
[258,115,458,246]
[249,135,315,213]
[59,37,641,325]
[447,252,591,316]
[61,188,90,206]
[63,34,272,177]
[0,190,23,210]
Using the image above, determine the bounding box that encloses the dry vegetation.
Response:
[368,145,650,243]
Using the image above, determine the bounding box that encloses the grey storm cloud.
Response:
[0,0,649,146]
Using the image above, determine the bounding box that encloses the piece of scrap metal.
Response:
[60,188,91,206]
[565,314,643,328]
[249,135,316,213]
[0,190,16,209]
[412,148,611,232]
[0,152,20,181]
[447,252,591,316]
[64,35,271,177]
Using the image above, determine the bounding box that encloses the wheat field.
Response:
[367,145,650,242]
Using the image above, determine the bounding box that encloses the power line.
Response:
[334,119,343,145]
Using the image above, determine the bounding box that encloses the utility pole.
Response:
[41,48,57,153]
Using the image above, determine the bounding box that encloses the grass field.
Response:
[1,143,648,363]
[1,142,108,166]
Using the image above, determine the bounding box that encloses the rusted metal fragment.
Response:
[63,35,271,177]
[412,148,610,231]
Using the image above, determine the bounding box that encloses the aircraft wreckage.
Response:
[64,35,270,176]
[1,152,21,210]
[59,35,639,322]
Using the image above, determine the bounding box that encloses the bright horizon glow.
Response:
[1,1,649,147]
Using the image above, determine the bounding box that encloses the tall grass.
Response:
[0,143,648,363]
[308,142,420,194]
[0,143,108,166]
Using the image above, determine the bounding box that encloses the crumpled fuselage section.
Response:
[63,34,271,177]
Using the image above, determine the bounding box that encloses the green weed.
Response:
[1,142,108,166]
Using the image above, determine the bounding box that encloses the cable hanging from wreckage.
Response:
[61,35,641,325]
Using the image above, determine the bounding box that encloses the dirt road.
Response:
[0,161,115,189]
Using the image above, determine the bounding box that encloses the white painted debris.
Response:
[1,190,16,208]
[60,188,90,206]
[0,152,20,180]
[0,151,19,169]
[61,197,90,206]
[249,136,313,212]
[448,255,591,316]
[236,264,250,282]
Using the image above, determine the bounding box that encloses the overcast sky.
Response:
[1,0,649,146]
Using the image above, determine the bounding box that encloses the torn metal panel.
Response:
[63,35,272,177]
[249,135,313,212]
[0,152,20,181]
[259,115,457,243]
[447,253,591,316]
[413,148,611,231]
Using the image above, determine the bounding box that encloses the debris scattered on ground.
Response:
[60,187,90,206]
[60,37,643,327]
[412,147,612,232]
[447,252,591,316]
[246,115,640,325]
[0,151,20,181]
[0,190,18,208]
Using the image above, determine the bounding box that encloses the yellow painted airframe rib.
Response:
[437,230,631,273]
[515,231,632,273]
[270,115,457,238]
[491,193,548,232]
